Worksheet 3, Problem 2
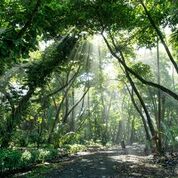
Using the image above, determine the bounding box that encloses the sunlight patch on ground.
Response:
[81,158,92,163]
[110,154,162,171]
[76,151,95,156]
[99,167,106,170]
[110,154,148,164]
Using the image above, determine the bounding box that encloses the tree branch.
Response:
[62,87,89,123]
[101,33,178,101]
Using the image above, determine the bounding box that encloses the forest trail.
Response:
[40,144,178,178]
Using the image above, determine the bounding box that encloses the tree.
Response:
[1,0,178,153]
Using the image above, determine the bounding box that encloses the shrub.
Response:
[38,149,50,162]
[0,145,86,174]
[68,144,87,154]
[0,148,58,173]
[0,149,21,172]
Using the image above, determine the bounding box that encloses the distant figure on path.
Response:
[121,140,126,149]
[121,140,127,154]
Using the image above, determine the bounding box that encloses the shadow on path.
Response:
[15,144,178,178]
[46,148,125,178]
[46,144,178,178]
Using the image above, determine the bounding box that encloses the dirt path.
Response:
[45,144,178,178]
[15,144,178,178]
[46,148,122,178]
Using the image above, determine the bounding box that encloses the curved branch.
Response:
[101,33,178,101]
[62,87,89,123]
[125,84,151,141]
[47,66,81,98]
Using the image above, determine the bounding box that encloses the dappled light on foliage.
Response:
[0,0,178,177]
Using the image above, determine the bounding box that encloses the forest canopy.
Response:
[0,0,178,159]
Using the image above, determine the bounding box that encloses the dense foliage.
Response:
[0,0,178,173]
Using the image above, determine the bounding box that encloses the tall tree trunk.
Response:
[125,71,156,142]
[126,85,151,142]
[48,66,81,143]
[62,88,89,125]
[115,121,122,144]
[103,32,158,151]
[70,87,75,131]
[157,38,163,154]
[116,42,155,138]
[148,88,158,121]
[48,88,67,143]
[98,45,108,143]
[130,117,135,145]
